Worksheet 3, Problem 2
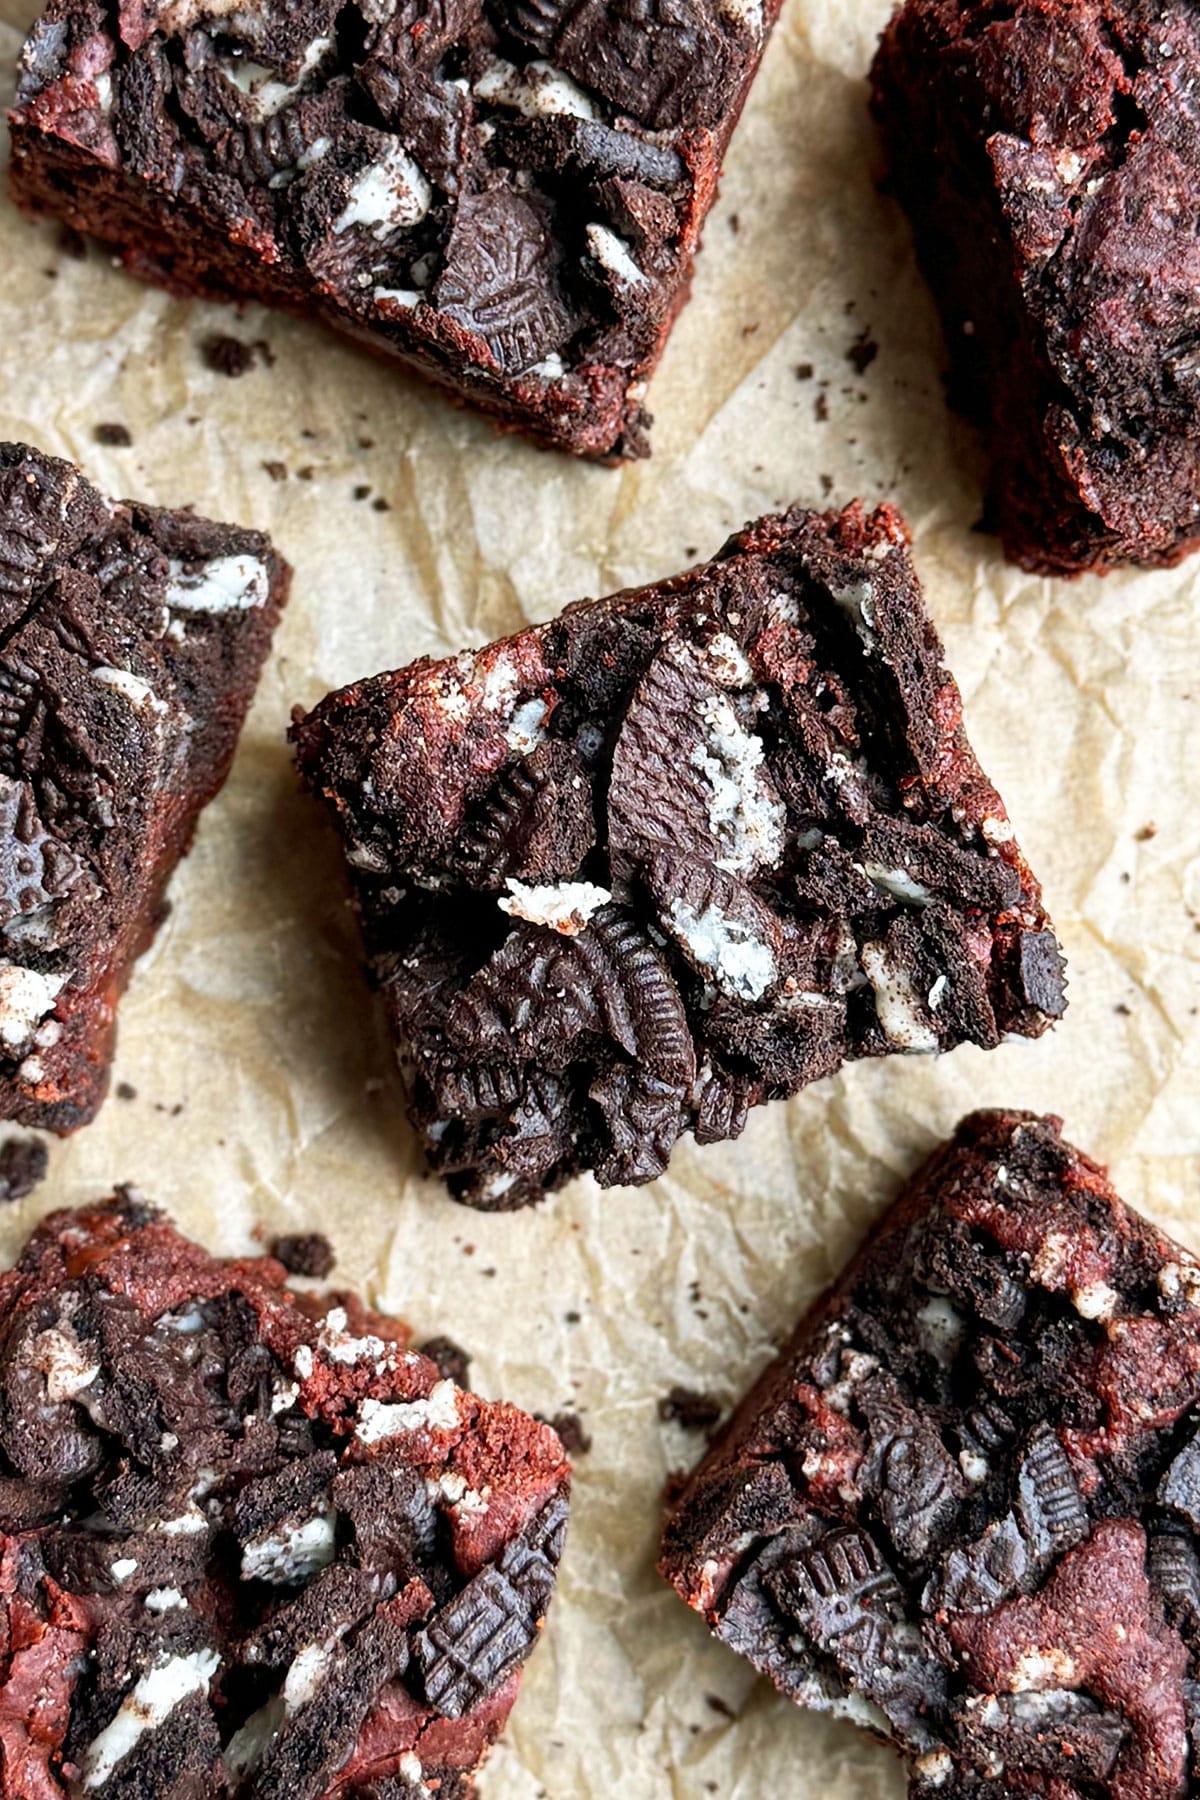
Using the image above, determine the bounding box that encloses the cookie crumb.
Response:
[0,1137,47,1203]
[269,1232,335,1278]
[658,1387,722,1431]
[94,422,132,446]
[419,1334,471,1386]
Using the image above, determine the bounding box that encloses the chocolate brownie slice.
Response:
[0,1194,570,1797]
[292,502,1065,1210]
[10,0,783,462]
[660,1110,1200,1800]
[871,0,1200,576]
[0,442,287,1132]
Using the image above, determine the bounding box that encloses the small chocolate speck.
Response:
[262,460,288,483]
[58,224,87,260]
[297,466,315,481]
[814,393,829,423]
[270,1232,336,1279]
[419,1335,471,1386]
[564,1310,581,1325]
[847,329,878,375]
[0,1138,47,1203]
[115,1081,137,1101]
[658,1387,722,1431]
[371,496,391,512]
[95,422,132,447]
[795,362,814,381]
[543,1411,591,1456]
[1136,822,1158,841]
[353,484,372,501]
[705,1694,736,1720]
[820,473,834,495]
[201,334,256,378]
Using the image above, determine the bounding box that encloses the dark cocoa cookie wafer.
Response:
[661,1110,1200,1800]
[0,1196,570,1797]
[293,502,1065,1209]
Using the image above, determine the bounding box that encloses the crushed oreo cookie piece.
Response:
[659,1387,722,1432]
[420,1334,472,1387]
[661,1110,1200,1800]
[0,1198,570,1796]
[293,503,1065,1208]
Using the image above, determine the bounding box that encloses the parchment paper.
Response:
[0,3,1198,1792]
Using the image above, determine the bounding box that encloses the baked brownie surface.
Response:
[871,0,1200,576]
[0,443,288,1133]
[660,1110,1200,1800]
[9,0,782,461]
[292,503,1066,1210]
[0,1195,570,1797]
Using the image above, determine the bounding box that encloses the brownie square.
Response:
[9,0,784,461]
[0,442,288,1131]
[0,1194,571,1798]
[660,1110,1200,1800]
[292,502,1066,1210]
[871,0,1200,575]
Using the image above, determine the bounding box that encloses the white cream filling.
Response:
[586,223,646,288]
[860,941,939,1053]
[499,878,611,936]
[474,56,597,120]
[356,1379,461,1444]
[80,1650,220,1791]
[665,895,776,1002]
[334,141,432,237]
[165,554,270,614]
[0,963,65,1052]
[691,693,786,877]
[241,1505,337,1585]
[92,666,167,715]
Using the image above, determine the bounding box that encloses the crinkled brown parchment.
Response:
[0,1,1198,1794]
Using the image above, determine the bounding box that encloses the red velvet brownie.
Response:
[871,0,1200,576]
[0,443,288,1132]
[292,502,1066,1210]
[0,1194,571,1797]
[660,1110,1200,1800]
[10,0,783,461]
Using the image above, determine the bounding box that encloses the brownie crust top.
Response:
[661,1110,1200,1800]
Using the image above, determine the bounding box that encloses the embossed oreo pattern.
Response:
[661,1110,1200,1800]
[11,0,781,459]
[293,504,1066,1210]
[0,1198,571,1798]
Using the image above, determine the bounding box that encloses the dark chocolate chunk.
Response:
[293,504,1064,1207]
[661,1111,1200,1800]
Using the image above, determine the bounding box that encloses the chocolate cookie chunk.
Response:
[0,1197,570,1797]
[292,503,1065,1210]
[872,0,1200,575]
[661,1110,1200,1800]
[0,442,288,1132]
[9,0,782,461]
